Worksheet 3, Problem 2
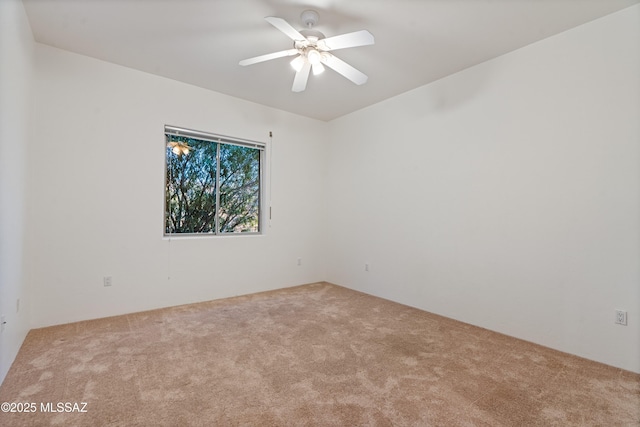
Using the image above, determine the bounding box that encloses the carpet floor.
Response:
[0,282,638,426]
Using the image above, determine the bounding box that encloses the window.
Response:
[164,125,264,235]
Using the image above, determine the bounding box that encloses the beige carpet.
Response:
[0,282,638,426]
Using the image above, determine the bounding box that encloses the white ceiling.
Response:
[23,0,639,121]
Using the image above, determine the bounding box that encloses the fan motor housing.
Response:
[300,29,325,41]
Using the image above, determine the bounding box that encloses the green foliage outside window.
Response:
[165,135,260,234]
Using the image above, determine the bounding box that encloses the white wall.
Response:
[26,44,328,327]
[326,5,640,373]
[0,0,34,383]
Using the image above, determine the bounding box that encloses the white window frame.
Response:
[164,125,266,237]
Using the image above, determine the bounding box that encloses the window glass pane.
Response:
[165,136,217,234]
[218,144,260,233]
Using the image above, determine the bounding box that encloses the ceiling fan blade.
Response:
[292,62,312,92]
[317,30,374,51]
[321,54,368,85]
[239,49,298,66]
[265,16,306,42]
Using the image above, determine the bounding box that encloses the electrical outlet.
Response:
[103,276,113,287]
[365,263,369,272]
[297,258,302,266]
[615,310,627,326]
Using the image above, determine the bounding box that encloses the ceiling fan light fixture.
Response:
[290,55,305,72]
[168,141,192,156]
[307,49,321,65]
[312,62,325,76]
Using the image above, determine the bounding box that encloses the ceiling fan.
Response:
[239,10,374,92]
[167,140,192,156]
